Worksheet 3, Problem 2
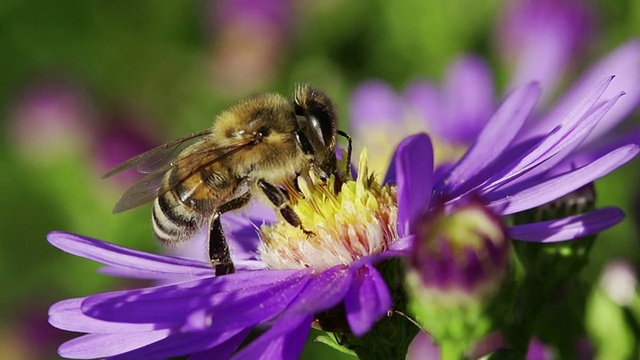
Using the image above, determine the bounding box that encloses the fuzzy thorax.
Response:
[259,149,398,271]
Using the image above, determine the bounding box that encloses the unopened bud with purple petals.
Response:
[406,198,510,358]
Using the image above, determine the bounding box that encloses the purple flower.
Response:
[391,77,636,246]
[349,57,493,171]
[48,151,410,359]
[366,0,638,168]
[405,196,510,356]
[8,79,98,160]
[48,64,640,359]
[205,0,294,96]
[93,110,159,187]
[498,0,595,96]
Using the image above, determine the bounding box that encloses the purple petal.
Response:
[47,231,213,278]
[404,81,441,131]
[391,133,434,237]
[501,0,594,100]
[96,266,207,280]
[439,56,496,142]
[227,202,277,255]
[532,41,640,140]
[507,93,626,187]
[181,274,309,333]
[487,144,639,214]
[551,127,640,174]
[350,81,404,130]
[508,207,625,243]
[189,329,251,360]
[526,338,555,360]
[407,332,441,360]
[49,297,157,333]
[289,265,353,314]
[232,314,313,360]
[389,234,414,251]
[108,328,248,360]
[167,210,269,265]
[486,79,621,190]
[442,82,540,194]
[81,269,308,325]
[344,264,392,336]
[582,43,640,143]
[58,331,171,359]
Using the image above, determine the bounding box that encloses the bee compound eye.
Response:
[293,103,305,117]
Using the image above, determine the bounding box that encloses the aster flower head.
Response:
[385,78,636,360]
[393,77,636,246]
[350,0,640,178]
[260,149,399,271]
[48,149,411,359]
[349,57,493,172]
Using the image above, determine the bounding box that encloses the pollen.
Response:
[259,149,399,271]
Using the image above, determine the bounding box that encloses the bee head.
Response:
[293,84,339,172]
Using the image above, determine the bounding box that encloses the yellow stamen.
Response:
[259,149,399,271]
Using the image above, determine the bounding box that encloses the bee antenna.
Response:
[337,130,352,180]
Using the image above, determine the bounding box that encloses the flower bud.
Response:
[406,198,509,356]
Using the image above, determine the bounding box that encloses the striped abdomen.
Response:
[151,164,240,245]
[151,189,203,245]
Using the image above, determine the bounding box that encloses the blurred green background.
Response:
[1,0,639,358]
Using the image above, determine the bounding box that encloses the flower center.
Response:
[259,149,399,271]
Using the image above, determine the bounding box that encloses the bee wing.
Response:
[112,170,167,213]
[102,129,214,179]
[111,139,254,213]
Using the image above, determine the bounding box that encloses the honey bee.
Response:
[104,84,351,275]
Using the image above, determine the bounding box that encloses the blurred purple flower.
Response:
[9,79,98,160]
[205,0,293,95]
[211,0,292,36]
[0,303,73,360]
[406,332,441,360]
[351,0,640,174]
[350,57,493,171]
[526,338,556,360]
[391,77,635,246]
[93,111,158,186]
[498,0,595,97]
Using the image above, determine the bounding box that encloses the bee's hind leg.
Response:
[209,191,253,275]
[209,213,235,275]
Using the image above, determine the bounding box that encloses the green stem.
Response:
[440,341,465,360]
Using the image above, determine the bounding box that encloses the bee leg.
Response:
[208,191,253,275]
[337,130,353,181]
[218,191,253,214]
[258,179,313,235]
[209,213,235,275]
